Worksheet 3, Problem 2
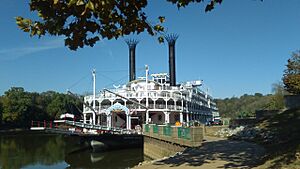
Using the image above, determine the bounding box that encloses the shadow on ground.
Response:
[152,139,266,169]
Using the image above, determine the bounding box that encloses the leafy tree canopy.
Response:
[0,87,82,128]
[283,51,300,95]
[2,87,32,124]
[16,0,222,50]
[215,90,284,119]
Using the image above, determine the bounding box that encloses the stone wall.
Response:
[285,95,300,109]
[204,126,229,137]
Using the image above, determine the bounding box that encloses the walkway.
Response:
[135,137,266,169]
[30,120,138,135]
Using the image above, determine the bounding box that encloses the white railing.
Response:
[84,89,184,102]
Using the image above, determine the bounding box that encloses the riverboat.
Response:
[82,35,219,130]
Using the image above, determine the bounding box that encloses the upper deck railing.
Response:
[84,88,186,101]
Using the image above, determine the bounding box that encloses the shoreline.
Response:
[134,136,266,169]
[137,150,184,168]
[0,128,28,132]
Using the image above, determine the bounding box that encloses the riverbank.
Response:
[135,108,300,169]
[134,136,266,169]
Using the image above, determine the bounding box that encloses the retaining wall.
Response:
[143,136,185,159]
[285,95,300,109]
[143,124,204,147]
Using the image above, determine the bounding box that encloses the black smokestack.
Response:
[125,39,139,82]
[165,34,179,86]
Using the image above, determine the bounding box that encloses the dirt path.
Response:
[134,137,266,169]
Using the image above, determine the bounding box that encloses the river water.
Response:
[0,131,144,169]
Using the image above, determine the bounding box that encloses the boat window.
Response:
[158,115,162,121]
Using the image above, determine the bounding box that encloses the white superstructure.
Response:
[82,70,218,130]
[82,36,219,130]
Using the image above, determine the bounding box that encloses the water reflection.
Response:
[65,148,143,169]
[0,131,143,169]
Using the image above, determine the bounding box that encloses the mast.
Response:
[92,69,96,125]
[145,65,149,124]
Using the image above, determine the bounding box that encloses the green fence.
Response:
[178,127,191,140]
[153,125,159,134]
[144,124,150,132]
[163,126,172,136]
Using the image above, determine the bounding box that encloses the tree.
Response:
[16,0,222,50]
[283,51,300,95]
[267,82,285,110]
[215,93,276,118]
[0,96,3,125]
[1,87,32,126]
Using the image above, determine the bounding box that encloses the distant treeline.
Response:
[0,87,82,128]
[0,86,285,127]
[215,92,285,119]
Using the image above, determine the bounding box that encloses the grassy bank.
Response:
[248,108,300,168]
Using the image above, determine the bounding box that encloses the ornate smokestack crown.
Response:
[125,39,139,49]
[165,33,179,87]
[125,39,139,82]
[164,34,179,46]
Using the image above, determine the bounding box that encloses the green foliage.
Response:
[283,51,300,95]
[215,92,284,119]
[0,87,82,128]
[268,82,286,110]
[16,0,222,50]
[2,87,32,125]
[0,96,2,125]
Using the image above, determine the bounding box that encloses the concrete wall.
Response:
[143,124,204,147]
[144,136,185,159]
[285,95,300,109]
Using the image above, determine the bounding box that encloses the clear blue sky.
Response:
[1,0,300,98]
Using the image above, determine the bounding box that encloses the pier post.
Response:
[83,114,86,124]
[107,114,112,129]
[126,114,131,130]
[164,112,170,124]
[186,113,189,124]
[180,112,183,123]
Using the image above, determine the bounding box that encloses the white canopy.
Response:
[60,113,75,119]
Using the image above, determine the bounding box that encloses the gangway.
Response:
[30,120,139,135]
